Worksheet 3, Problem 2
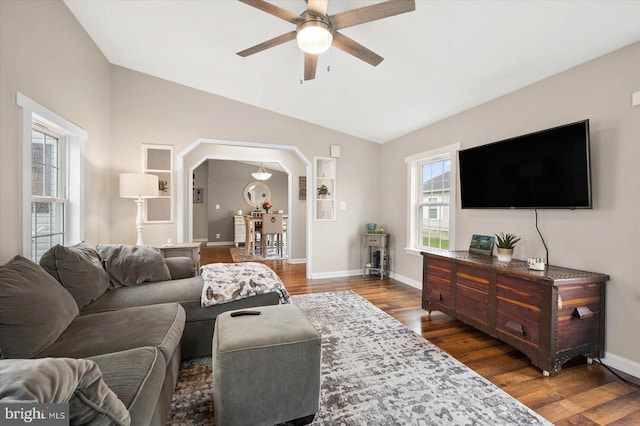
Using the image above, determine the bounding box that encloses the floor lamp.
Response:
[120,173,159,246]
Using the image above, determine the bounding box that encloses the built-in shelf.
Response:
[314,157,336,221]
[143,144,173,223]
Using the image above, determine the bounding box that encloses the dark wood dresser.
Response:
[421,250,609,375]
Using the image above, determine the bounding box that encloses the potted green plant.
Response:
[495,232,521,262]
[317,184,330,198]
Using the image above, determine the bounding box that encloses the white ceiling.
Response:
[64,0,640,143]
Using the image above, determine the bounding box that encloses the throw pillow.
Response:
[0,357,131,426]
[40,242,110,309]
[95,244,171,288]
[0,255,79,359]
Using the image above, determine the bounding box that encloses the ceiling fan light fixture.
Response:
[251,163,272,181]
[296,18,333,54]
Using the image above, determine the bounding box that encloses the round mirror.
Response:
[243,181,271,208]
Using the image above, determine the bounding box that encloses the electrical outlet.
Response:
[216,234,221,239]
[215,204,220,210]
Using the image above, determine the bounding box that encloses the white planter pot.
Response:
[496,248,513,262]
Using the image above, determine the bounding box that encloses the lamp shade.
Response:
[119,173,158,199]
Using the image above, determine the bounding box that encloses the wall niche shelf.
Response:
[143,144,173,223]
[314,157,336,221]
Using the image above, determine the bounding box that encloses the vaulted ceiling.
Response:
[64,0,640,143]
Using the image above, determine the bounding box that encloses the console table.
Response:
[421,250,608,375]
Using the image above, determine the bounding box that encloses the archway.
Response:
[177,138,313,277]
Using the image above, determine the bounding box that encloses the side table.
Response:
[362,233,389,280]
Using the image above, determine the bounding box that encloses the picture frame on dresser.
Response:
[469,234,495,256]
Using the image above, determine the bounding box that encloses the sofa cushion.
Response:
[0,357,130,425]
[164,257,195,280]
[39,242,110,308]
[88,347,166,426]
[37,303,185,365]
[81,276,206,319]
[96,244,171,288]
[0,255,79,359]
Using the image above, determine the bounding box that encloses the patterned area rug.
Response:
[168,291,551,425]
[229,246,286,262]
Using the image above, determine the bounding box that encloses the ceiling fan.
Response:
[236,0,416,81]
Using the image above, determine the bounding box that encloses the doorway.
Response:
[176,138,312,277]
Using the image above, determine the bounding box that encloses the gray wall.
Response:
[381,41,640,373]
[205,160,287,242]
[0,0,112,261]
[109,64,380,273]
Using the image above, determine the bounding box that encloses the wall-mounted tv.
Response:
[459,120,592,209]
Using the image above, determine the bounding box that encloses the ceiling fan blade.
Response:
[330,0,415,30]
[238,0,301,24]
[332,32,383,66]
[304,53,318,81]
[237,31,297,57]
[307,0,328,16]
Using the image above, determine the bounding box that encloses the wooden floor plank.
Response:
[200,245,640,425]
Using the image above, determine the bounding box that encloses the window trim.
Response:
[405,143,460,256]
[18,92,86,259]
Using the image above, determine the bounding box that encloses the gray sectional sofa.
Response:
[0,242,281,425]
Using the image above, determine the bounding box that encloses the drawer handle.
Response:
[572,306,594,319]
[505,320,526,336]
[439,293,443,302]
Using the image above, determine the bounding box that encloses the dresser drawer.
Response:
[496,275,541,347]
[363,235,383,246]
[425,257,453,310]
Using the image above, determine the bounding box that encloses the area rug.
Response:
[168,291,551,425]
[229,246,286,262]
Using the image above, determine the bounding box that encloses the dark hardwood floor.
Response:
[201,245,640,425]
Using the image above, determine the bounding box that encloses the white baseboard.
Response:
[390,272,422,289]
[309,270,423,289]
[310,269,362,279]
[193,238,207,242]
[601,351,640,379]
[288,258,306,264]
[206,241,234,246]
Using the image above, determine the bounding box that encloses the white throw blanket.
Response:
[200,262,291,307]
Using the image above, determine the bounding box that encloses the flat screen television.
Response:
[459,120,592,209]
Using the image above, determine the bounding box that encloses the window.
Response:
[405,143,459,255]
[18,93,86,262]
[31,127,66,261]
[426,197,441,220]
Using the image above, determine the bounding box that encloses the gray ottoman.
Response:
[212,304,321,426]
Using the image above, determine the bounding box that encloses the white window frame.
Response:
[18,93,86,259]
[31,127,67,260]
[405,143,459,256]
